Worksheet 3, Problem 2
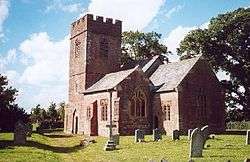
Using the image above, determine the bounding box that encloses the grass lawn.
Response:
[0,132,249,162]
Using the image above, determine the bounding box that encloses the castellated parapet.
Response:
[70,14,122,39]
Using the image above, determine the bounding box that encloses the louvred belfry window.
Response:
[74,39,81,58]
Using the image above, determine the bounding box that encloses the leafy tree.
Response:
[0,74,29,131]
[121,31,169,64]
[47,102,58,122]
[177,8,250,120]
[57,102,65,121]
[30,104,42,123]
[226,108,244,122]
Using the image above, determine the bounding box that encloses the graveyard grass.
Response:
[0,132,249,162]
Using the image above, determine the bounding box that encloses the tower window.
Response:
[100,37,109,57]
[74,39,81,58]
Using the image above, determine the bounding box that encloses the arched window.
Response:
[100,37,108,57]
[101,106,108,121]
[130,98,135,116]
[100,99,108,121]
[129,89,147,117]
[167,105,171,120]
[86,106,91,120]
[74,39,81,58]
[162,105,167,120]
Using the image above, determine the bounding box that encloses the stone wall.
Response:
[178,59,225,134]
[117,69,152,135]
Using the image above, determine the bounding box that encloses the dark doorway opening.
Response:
[154,116,159,129]
[75,116,78,134]
[90,101,98,136]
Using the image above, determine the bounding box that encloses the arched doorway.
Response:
[154,116,159,129]
[72,109,78,134]
[75,116,78,134]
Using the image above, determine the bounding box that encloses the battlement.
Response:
[70,14,122,38]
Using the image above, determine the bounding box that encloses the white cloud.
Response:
[19,32,69,86]
[46,0,82,13]
[17,32,69,107]
[86,0,165,31]
[0,0,9,38]
[163,21,209,62]
[0,49,16,72]
[165,5,183,20]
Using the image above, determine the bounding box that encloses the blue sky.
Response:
[0,0,249,111]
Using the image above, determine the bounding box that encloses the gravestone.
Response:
[160,158,168,162]
[14,121,28,145]
[201,125,209,148]
[135,129,144,143]
[246,130,250,145]
[188,129,193,140]
[189,128,204,158]
[201,125,209,140]
[113,134,120,145]
[153,128,162,141]
[172,130,180,140]
[26,123,33,137]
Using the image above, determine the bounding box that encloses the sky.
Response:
[0,0,249,111]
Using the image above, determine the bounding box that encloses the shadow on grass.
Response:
[43,134,73,138]
[222,130,247,135]
[0,140,86,153]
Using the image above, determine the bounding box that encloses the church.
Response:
[64,14,225,136]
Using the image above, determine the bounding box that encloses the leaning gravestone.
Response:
[188,129,193,140]
[246,130,250,145]
[14,121,28,145]
[113,134,120,145]
[172,130,180,140]
[201,125,209,148]
[135,129,144,143]
[189,128,204,158]
[153,128,162,141]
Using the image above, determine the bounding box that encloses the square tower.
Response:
[65,14,122,134]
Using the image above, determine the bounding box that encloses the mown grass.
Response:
[0,132,249,162]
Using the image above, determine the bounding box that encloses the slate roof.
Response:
[150,57,200,92]
[84,66,138,93]
[141,55,160,72]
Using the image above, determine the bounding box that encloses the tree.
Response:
[0,74,29,131]
[177,8,250,120]
[47,102,58,122]
[57,102,65,122]
[121,31,169,64]
[30,104,42,123]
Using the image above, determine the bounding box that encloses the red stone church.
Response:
[64,14,225,136]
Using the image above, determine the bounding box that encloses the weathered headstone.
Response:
[113,134,120,145]
[246,130,250,145]
[160,158,168,162]
[188,129,193,140]
[153,128,162,141]
[201,125,209,148]
[26,123,33,137]
[14,121,28,145]
[172,130,180,140]
[135,129,144,143]
[201,125,209,140]
[189,128,204,158]
[244,158,250,162]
